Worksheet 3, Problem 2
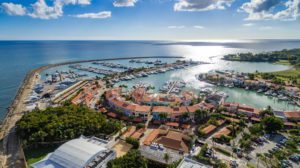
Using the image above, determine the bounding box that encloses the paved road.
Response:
[5,128,26,168]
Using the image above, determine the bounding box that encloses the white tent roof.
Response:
[177,157,212,168]
[32,136,109,168]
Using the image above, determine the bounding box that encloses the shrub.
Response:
[213,147,231,156]
[137,123,145,129]
[126,137,139,149]
[107,150,147,168]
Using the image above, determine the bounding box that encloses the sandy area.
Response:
[112,141,132,158]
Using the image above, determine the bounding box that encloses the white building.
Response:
[32,136,116,168]
[177,157,212,168]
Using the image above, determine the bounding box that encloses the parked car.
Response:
[230,160,238,168]
[289,154,300,162]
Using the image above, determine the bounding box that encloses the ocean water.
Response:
[1,40,300,120]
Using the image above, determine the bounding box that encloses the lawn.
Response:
[25,146,57,166]
[273,60,292,65]
[271,67,300,84]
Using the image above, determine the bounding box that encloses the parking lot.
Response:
[249,134,299,168]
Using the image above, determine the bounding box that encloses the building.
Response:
[152,106,189,121]
[134,105,152,120]
[177,157,212,168]
[205,94,224,106]
[71,82,100,107]
[273,110,286,120]
[223,102,261,117]
[200,125,217,136]
[32,136,116,168]
[214,127,231,139]
[180,92,194,106]
[284,111,300,121]
[105,87,122,102]
[143,126,191,154]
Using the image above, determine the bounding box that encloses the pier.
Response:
[167,81,178,94]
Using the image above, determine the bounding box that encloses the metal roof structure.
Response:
[177,157,212,168]
[32,136,115,168]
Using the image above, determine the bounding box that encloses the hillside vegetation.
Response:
[223,48,300,66]
[223,48,300,88]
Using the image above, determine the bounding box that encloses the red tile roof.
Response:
[135,105,151,113]
[122,126,136,138]
[165,122,179,127]
[152,106,173,114]
[201,125,217,135]
[284,111,300,118]
[143,129,160,145]
[107,112,117,118]
[181,124,191,129]
[214,127,231,139]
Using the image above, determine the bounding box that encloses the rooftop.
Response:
[284,111,300,118]
[32,136,114,168]
[214,127,231,139]
[201,125,217,135]
[177,157,212,168]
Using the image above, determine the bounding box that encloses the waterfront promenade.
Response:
[0,56,183,168]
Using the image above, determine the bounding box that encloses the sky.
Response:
[0,0,299,40]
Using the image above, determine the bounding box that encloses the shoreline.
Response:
[1,56,184,121]
[0,56,183,167]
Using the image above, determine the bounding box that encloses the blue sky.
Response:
[0,0,299,40]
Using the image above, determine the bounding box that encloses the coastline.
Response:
[0,56,183,167]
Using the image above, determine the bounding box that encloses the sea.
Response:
[1,40,300,120]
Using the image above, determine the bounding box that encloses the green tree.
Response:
[180,112,190,123]
[16,104,122,147]
[262,116,283,133]
[194,109,208,124]
[107,150,147,168]
[214,159,228,168]
[125,137,139,149]
[249,124,263,135]
[158,112,168,122]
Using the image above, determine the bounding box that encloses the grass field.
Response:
[273,60,292,65]
[270,67,300,84]
[272,67,300,77]
[25,146,57,165]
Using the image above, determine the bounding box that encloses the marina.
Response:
[37,57,300,111]
[198,70,300,108]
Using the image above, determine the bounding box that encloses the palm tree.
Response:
[256,153,262,168]
[164,153,170,164]
[159,112,168,122]
[180,112,190,123]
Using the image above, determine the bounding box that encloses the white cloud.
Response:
[28,0,63,19]
[1,0,93,19]
[73,11,111,19]
[1,2,27,16]
[193,25,204,29]
[113,0,138,7]
[174,0,234,12]
[168,25,186,29]
[239,0,300,21]
[59,0,92,5]
[243,23,254,27]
